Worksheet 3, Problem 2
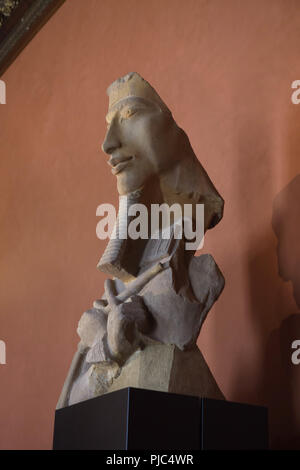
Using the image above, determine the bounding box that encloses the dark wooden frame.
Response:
[0,0,65,77]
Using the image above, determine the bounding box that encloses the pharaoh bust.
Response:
[57,73,225,408]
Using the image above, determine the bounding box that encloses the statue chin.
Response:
[116,173,148,196]
[116,173,137,196]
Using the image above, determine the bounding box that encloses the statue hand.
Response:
[104,279,150,364]
[77,307,107,348]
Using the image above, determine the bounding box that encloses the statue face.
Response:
[102,97,178,195]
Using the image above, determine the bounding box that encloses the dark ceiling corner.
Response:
[0,0,65,77]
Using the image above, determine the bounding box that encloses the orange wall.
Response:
[0,0,300,449]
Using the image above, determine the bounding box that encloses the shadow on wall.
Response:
[265,314,300,449]
[230,175,300,449]
[272,175,300,310]
[265,175,300,449]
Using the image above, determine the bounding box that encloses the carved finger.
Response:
[104,278,121,308]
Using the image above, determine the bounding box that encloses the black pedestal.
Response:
[53,387,268,450]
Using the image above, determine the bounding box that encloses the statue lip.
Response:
[110,156,133,175]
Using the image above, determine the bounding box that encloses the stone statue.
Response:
[57,72,225,409]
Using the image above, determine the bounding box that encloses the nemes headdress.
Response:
[107,72,171,115]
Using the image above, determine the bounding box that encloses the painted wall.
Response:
[0,0,299,449]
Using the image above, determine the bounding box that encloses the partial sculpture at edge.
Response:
[57,72,225,408]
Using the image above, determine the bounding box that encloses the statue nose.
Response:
[101,122,121,154]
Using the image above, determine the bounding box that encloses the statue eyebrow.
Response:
[120,103,148,115]
[105,98,155,123]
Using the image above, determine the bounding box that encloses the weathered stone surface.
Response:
[57,72,225,409]
[77,308,107,348]
[69,360,120,406]
[108,342,225,400]
[68,341,224,406]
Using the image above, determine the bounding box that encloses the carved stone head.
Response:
[99,73,224,281]
[102,72,224,231]
[102,72,181,196]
